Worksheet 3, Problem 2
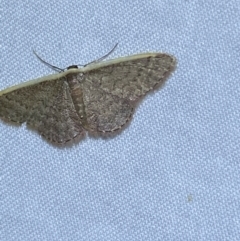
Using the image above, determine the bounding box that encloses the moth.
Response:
[0,46,176,144]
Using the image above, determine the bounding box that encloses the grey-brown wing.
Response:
[80,53,175,133]
[81,83,133,133]
[0,79,62,124]
[84,53,176,101]
[0,78,84,143]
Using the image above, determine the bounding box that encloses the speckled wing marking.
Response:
[84,53,175,101]
[80,53,175,132]
[0,78,84,143]
[0,52,176,144]
[80,83,134,133]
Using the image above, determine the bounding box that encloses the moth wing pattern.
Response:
[0,52,176,144]
[0,78,84,143]
[0,78,59,124]
[84,53,176,101]
[81,53,176,133]
[80,83,134,133]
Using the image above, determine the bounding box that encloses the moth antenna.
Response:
[84,43,118,66]
[32,49,64,72]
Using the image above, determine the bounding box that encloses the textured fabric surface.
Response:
[1,1,240,240]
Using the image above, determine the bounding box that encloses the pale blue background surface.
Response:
[1,1,240,240]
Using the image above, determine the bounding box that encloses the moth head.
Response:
[67,65,79,70]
